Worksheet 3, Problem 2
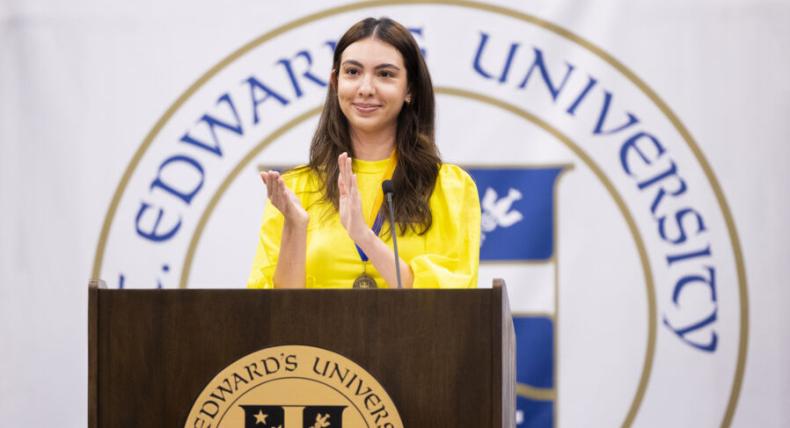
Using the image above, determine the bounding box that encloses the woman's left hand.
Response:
[338,152,372,246]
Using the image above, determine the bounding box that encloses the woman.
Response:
[248,17,480,289]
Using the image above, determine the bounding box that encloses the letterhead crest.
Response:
[187,345,403,428]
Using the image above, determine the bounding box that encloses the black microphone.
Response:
[381,180,403,289]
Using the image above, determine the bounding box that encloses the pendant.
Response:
[353,273,378,289]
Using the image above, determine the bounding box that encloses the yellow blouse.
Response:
[247,158,480,289]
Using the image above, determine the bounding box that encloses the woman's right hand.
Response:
[259,170,308,227]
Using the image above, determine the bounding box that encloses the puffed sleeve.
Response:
[410,165,481,289]
[246,197,284,289]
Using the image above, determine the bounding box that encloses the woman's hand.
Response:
[338,152,373,245]
[337,152,414,288]
[259,170,308,227]
[260,170,308,288]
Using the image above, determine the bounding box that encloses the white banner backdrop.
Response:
[1,0,788,426]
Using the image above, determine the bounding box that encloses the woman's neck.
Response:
[350,126,396,161]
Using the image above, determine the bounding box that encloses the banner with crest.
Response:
[1,0,787,426]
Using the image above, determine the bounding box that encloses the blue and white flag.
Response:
[468,166,564,428]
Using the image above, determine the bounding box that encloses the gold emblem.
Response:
[352,273,378,289]
[185,345,402,427]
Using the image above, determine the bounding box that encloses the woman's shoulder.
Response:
[435,163,478,197]
[437,163,476,186]
[280,165,321,190]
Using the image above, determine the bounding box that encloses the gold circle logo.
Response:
[186,345,403,428]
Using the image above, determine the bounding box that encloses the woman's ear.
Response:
[329,69,337,88]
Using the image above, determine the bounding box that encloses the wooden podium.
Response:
[88,280,515,427]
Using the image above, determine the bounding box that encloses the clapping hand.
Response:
[259,170,308,226]
[338,152,371,245]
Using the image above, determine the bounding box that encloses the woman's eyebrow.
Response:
[341,59,363,68]
[375,63,401,71]
[341,60,401,71]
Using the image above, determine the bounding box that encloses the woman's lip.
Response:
[353,103,380,112]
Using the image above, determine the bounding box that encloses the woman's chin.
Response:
[348,117,393,134]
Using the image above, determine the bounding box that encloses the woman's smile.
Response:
[352,102,382,114]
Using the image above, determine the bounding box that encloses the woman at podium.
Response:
[248,17,480,289]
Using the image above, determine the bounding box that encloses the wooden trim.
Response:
[87,280,104,428]
[492,278,515,427]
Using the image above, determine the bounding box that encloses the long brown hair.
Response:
[307,17,440,235]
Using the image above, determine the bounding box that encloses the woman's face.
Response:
[336,37,410,136]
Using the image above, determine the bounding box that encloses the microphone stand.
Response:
[382,180,403,289]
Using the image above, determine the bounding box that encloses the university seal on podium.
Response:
[185,345,403,428]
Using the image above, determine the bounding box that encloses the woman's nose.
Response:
[357,74,374,96]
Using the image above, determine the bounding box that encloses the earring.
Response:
[405,97,411,103]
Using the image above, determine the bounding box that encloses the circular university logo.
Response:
[186,345,403,427]
[93,1,747,426]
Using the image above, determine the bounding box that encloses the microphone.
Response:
[381,180,403,289]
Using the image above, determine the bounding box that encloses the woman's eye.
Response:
[345,68,359,76]
[379,70,393,78]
